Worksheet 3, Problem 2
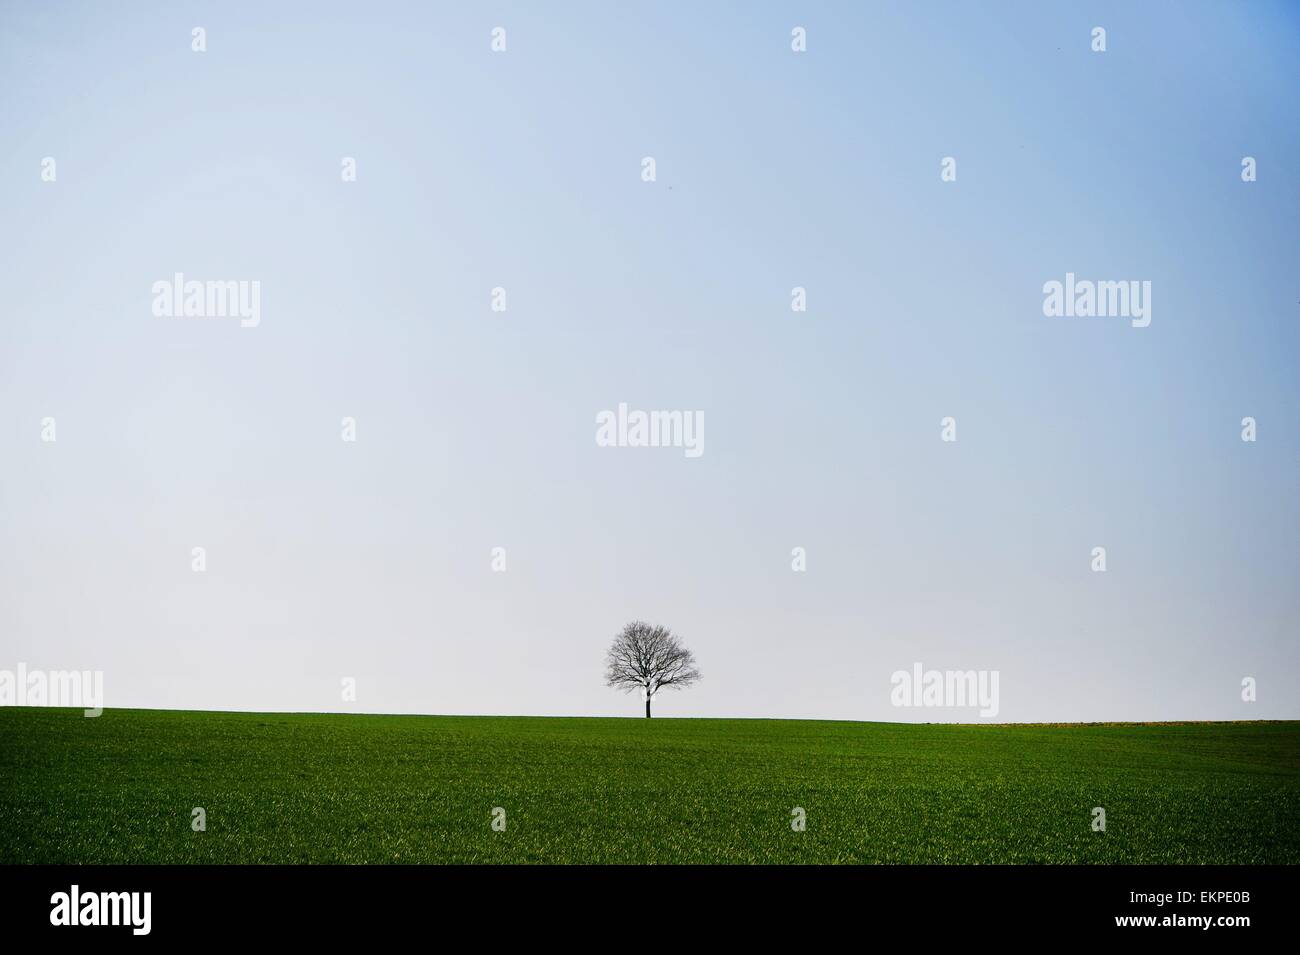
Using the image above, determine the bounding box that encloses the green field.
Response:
[1,708,1297,864]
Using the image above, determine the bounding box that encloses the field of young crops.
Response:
[1,708,1296,864]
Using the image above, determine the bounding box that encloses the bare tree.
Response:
[604,621,701,717]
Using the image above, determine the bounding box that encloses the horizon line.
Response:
[2,705,1294,728]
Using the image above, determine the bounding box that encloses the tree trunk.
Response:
[645,691,652,718]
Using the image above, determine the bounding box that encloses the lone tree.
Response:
[604,621,701,718]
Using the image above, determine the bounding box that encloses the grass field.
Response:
[1,708,1297,864]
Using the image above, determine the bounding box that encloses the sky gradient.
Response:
[1,1,1297,722]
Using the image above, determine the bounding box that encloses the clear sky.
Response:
[1,1,1296,722]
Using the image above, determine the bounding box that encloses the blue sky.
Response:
[1,1,1297,721]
